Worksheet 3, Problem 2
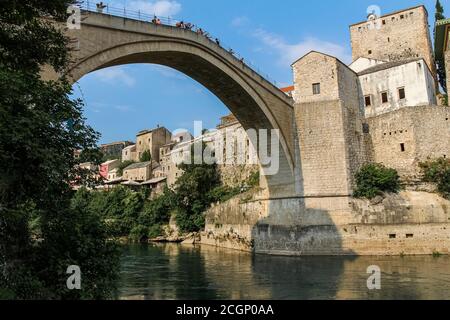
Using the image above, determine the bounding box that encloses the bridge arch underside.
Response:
[70,41,296,198]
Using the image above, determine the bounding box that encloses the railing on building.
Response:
[78,1,279,88]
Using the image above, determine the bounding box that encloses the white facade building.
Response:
[349,57,387,73]
[352,58,436,118]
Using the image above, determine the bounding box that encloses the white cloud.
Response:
[147,65,186,80]
[89,102,134,113]
[231,16,249,27]
[253,28,351,66]
[127,0,181,17]
[94,67,136,87]
[114,105,134,112]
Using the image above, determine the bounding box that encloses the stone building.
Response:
[204,5,450,256]
[157,114,258,188]
[99,159,120,179]
[214,114,259,187]
[135,126,172,163]
[121,144,136,162]
[123,161,155,182]
[100,141,133,159]
[107,168,120,181]
[292,51,366,204]
[365,106,450,179]
[159,141,181,186]
[354,58,436,117]
[350,5,436,81]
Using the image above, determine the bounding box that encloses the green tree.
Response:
[354,164,401,199]
[436,0,445,21]
[435,0,447,93]
[174,142,220,232]
[0,0,120,299]
[140,149,152,162]
[420,158,450,199]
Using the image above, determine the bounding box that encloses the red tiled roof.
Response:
[280,85,294,93]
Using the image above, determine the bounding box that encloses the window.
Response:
[389,234,397,239]
[398,87,406,100]
[312,83,321,95]
[364,95,372,107]
[382,19,386,25]
[400,143,405,152]
[400,14,404,19]
[368,50,372,55]
[406,234,414,239]
[381,91,388,104]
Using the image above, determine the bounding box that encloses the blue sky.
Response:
[73,0,440,144]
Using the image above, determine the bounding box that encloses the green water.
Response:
[117,243,450,300]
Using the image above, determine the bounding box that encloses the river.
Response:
[117,243,450,300]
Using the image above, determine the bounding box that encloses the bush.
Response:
[354,163,401,199]
[208,186,241,203]
[148,225,163,239]
[129,225,149,242]
[138,188,174,227]
[420,158,450,199]
[139,150,152,162]
[174,208,205,233]
[247,170,260,188]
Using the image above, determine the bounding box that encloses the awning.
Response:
[141,177,167,185]
[104,177,124,185]
[121,180,141,186]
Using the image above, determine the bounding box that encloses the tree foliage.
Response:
[140,150,152,162]
[436,0,445,21]
[0,0,120,299]
[435,0,447,93]
[354,164,401,199]
[174,142,220,232]
[420,158,450,199]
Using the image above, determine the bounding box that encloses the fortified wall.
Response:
[365,106,450,180]
[350,5,436,78]
[203,5,450,256]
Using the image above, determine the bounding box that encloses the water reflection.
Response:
[118,243,450,300]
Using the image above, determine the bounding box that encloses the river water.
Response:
[117,243,450,300]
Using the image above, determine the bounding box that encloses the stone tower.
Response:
[350,5,436,81]
[292,51,366,212]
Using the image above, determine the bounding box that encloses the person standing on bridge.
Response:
[196,28,204,35]
[215,38,221,46]
[96,2,106,13]
[152,16,162,25]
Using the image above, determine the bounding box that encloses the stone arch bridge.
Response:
[64,9,299,199]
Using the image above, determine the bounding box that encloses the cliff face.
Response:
[202,191,450,256]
